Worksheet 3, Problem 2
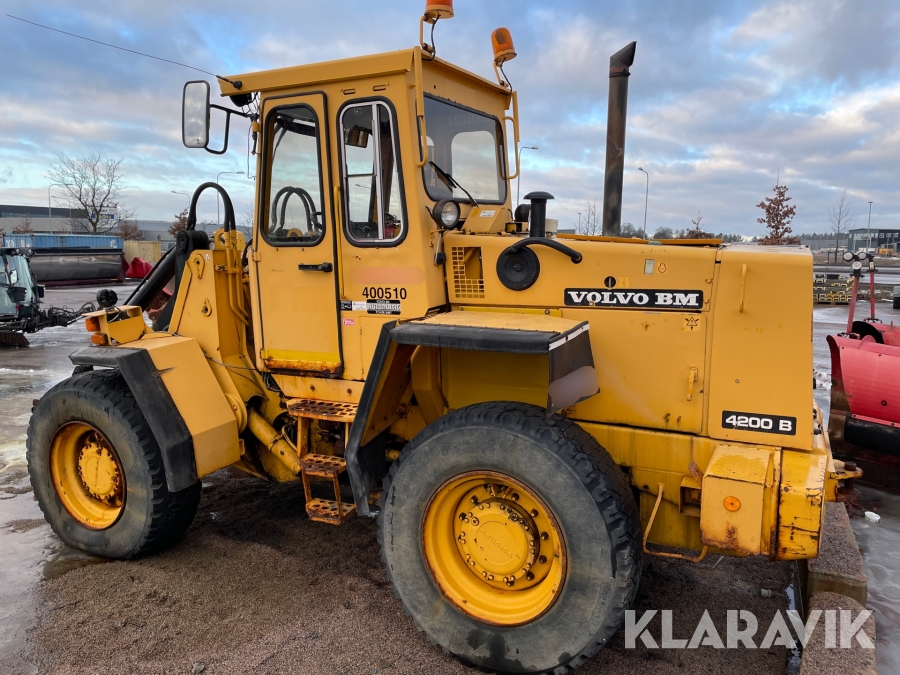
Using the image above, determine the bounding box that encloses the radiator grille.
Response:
[451,246,484,299]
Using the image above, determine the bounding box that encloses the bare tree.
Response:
[12,217,35,235]
[117,220,143,241]
[620,222,638,237]
[47,152,130,235]
[652,226,674,239]
[827,190,855,263]
[238,203,254,240]
[576,200,601,236]
[684,211,714,238]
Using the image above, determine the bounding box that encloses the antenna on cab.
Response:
[420,0,454,59]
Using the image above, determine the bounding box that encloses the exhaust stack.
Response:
[601,41,637,237]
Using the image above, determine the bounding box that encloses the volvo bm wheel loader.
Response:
[26,3,857,673]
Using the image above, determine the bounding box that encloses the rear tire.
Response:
[27,370,201,559]
[378,402,641,674]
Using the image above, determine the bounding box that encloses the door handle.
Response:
[298,262,333,272]
[687,367,699,401]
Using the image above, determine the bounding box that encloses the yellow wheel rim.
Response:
[49,422,125,530]
[423,471,566,626]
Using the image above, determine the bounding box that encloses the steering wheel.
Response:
[271,186,322,237]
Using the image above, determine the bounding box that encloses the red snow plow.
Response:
[828,251,900,492]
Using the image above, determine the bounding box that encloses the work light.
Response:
[432,200,461,229]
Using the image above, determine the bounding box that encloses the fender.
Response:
[346,312,600,516]
[69,335,240,492]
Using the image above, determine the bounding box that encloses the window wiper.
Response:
[429,161,479,207]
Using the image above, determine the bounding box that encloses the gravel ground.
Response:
[23,469,794,675]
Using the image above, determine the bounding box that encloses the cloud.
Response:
[0,0,898,235]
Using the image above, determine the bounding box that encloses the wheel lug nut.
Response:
[526,572,535,581]
[511,493,519,502]
[539,555,547,564]
[459,513,466,521]
[470,496,478,504]
[530,509,539,517]
[541,532,549,541]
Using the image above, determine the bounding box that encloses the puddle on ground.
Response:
[785,563,802,675]
[850,487,900,674]
[0,469,109,673]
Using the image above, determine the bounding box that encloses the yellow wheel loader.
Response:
[26,3,857,672]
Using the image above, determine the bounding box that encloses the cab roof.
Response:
[217,48,510,99]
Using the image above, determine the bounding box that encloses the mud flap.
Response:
[345,314,600,516]
[70,337,239,492]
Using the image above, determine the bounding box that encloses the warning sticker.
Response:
[682,315,702,332]
[479,209,496,217]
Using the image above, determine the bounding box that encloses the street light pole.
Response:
[216,171,245,225]
[48,182,71,234]
[638,167,649,238]
[516,146,539,209]
[577,212,581,233]
[171,191,191,210]
[867,201,873,253]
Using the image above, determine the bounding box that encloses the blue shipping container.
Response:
[2,234,123,249]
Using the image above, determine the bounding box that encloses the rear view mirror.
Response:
[9,269,18,285]
[345,126,370,148]
[183,81,211,149]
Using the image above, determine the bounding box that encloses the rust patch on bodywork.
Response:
[702,524,739,551]
[262,356,342,377]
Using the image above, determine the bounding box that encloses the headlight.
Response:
[432,200,461,229]
[858,251,868,261]
[842,251,854,262]
[852,261,862,270]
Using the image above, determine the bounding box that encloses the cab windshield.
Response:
[422,96,507,204]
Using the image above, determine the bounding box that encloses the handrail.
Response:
[414,48,429,168]
[508,237,582,264]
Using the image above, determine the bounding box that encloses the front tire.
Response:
[378,402,641,674]
[27,370,201,559]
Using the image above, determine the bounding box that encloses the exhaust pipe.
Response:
[601,41,637,237]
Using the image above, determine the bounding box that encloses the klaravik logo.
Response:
[564,289,704,309]
[625,609,874,650]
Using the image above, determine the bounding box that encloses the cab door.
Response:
[253,93,341,375]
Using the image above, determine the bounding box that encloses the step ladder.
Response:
[300,453,356,525]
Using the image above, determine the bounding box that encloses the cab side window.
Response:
[264,105,325,246]
[340,102,404,244]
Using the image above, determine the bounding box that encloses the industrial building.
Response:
[848,227,900,253]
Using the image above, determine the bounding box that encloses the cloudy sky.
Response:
[1,0,898,237]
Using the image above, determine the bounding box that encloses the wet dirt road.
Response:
[0,288,894,674]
